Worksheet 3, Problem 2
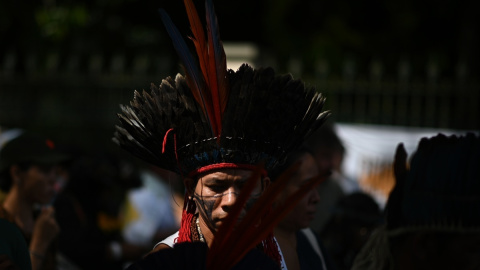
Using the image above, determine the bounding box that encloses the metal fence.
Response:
[0,49,478,150]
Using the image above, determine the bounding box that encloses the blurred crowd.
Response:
[1,123,478,270]
[0,127,183,270]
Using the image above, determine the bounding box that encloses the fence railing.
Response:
[0,49,478,149]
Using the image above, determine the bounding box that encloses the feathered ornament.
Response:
[386,132,480,231]
[113,0,330,176]
[158,0,228,140]
[115,0,330,268]
[206,163,329,269]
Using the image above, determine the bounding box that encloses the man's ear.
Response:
[9,165,22,185]
[184,177,195,197]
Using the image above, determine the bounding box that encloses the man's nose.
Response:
[221,188,239,210]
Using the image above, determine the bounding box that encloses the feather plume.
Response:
[159,8,214,136]
[204,0,229,130]
[116,3,329,175]
[183,0,209,81]
[207,165,265,259]
[206,162,329,270]
[115,1,332,268]
[161,0,229,139]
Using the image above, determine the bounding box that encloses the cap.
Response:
[0,133,70,172]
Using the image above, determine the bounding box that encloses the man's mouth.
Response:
[214,215,246,230]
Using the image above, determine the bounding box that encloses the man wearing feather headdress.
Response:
[113,0,330,269]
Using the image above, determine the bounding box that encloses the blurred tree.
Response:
[1,0,477,78]
[260,0,479,79]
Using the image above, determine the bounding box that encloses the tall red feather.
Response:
[205,0,228,137]
[183,0,208,80]
[183,0,217,135]
[183,0,228,139]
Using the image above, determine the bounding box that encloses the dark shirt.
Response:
[297,229,337,270]
[0,218,32,270]
[0,205,55,270]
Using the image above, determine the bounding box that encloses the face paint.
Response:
[194,192,217,230]
[192,169,266,234]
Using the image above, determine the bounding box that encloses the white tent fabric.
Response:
[334,123,478,208]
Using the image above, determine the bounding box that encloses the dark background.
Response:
[2,0,479,76]
[0,0,479,153]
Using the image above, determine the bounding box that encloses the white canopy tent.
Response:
[334,123,478,208]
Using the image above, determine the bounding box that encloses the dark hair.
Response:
[0,162,33,192]
[269,145,316,181]
[0,169,10,192]
[305,123,345,155]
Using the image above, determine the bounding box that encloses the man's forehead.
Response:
[199,169,254,181]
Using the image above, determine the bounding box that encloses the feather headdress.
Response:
[113,0,330,177]
[387,132,480,231]
[115,0,330,269]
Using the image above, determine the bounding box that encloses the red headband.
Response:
[188,163,268,178]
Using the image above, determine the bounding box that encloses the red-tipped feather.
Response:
[205,161,329,270]
[159,8,215,135]
[182,0,228,138]
[205,0,228,137]
[235,172,329,257]
[206,162,299,269]
[207,165,264,267]
[182,0,218,135]
[210,164,300,269]
[213,172,328,269]
[183,0,208,80]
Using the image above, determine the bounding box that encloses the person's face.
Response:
[188,168,268,233]
[278,153,320,231]
[15,164,58,205]
[314,148,336,174]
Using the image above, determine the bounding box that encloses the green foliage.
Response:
[35,5,89,42]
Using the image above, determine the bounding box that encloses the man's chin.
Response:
[215,219,248,231]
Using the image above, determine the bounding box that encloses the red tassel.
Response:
[176,193,196,243]
[260,207,282,267]
[262,232,282,268]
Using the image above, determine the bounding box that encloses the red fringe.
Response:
[176,193,196,243]
[175,187,282,268]
[262,232,282,268]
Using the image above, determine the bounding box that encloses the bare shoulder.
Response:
[147,243,171,256]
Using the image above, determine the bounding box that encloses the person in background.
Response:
[352,133,480,270]
[305,123,359,235]
[121,165,181,262]
[53,149,147,270]
[0,217,32,270]
[0,128,31,270]
[0,132,70,270]
[319,192,383,270]
[271,146,336,270]
[0,127,24,203]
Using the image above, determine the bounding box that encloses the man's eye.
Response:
[208,185,226,193]
[236,181,246,189]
